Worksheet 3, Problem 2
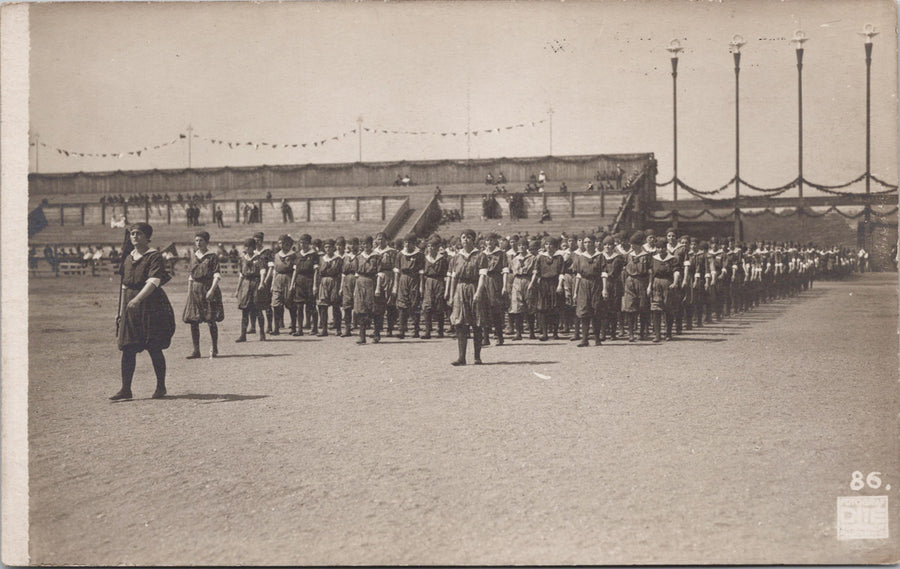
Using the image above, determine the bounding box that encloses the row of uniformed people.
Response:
[181,227,836,362]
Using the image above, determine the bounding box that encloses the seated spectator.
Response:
[586,182,595,192]
[539,207,551,223]
[529,174,538,184]
[228,245,239,260]
[559,182,568,193]
[485,172,494,185]
[498,172,507,184]
[538,170,547,186]
[394,173,403,186]
[434,186,443,200]
[206,190,213,200]
[401,173,412,186]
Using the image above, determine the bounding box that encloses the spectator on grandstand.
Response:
[434,186,443,200]
[538,170,547,187]
[228,244,239,261]
[216,243,229,261]
[485,172,494,185]
[250,204,260,223]
[265,191,273,201]
[615,164,625,187]
[215,206,225,228]
[242,203,251,224]
[176,193,184,203]
[281,199,294,223]
[498,172,507,184]
[539,207,552,224]
[586,182,595,192]
[559,182,568,193]
[43,244,57,274]
[401,173,412,186]
[206,191,213,200]
[394,173,404,186]
[164,193,171,203]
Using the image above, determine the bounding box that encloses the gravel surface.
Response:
[28,273,900,565]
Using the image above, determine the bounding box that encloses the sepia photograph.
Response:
[2,0,899,565]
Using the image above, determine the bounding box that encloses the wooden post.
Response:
[570,193,575,217]
[236,200,241,223]
[101,201,106,226]
[167,203,171,225]
[81,205,85,225]
[307,198,312,222]
[60,204,65,226]
[460,195,465,218]
[258,201,264,224]
[332,197,336,221]
[355,197,360,221]
[600,184,605,217]
[381,196,386,221]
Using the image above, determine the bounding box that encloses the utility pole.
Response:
[548,105,554,156]
[186,124,193,169]
[357,116,363,162]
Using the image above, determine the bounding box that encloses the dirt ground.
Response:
[27,272,900,565]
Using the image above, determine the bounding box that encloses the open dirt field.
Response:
[27,272,900,565]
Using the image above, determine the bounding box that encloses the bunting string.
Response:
[33,119,548,160]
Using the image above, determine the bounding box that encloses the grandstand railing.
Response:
[33,194,411,229]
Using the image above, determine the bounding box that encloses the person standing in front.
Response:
[111,223,176,400]
[446,229,488,365]
[234,238,266,343]
[182,231,224,358]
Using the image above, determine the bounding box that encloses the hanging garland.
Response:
[677,176,737,197]
[655,177,675,187]
[737,177,799,193]
[802,173,867,192]
[870,174,899,191]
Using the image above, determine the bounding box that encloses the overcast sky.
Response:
[28,0,898,196]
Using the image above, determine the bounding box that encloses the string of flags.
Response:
[30,119,548,159]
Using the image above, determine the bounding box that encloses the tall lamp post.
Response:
[792,30,807,214]
[860,23,878,247]
[666,39,683,229]
[730,34,745,241]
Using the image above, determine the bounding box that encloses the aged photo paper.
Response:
[3,0,899,565]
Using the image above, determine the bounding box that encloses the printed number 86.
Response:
[850,471,882,491]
